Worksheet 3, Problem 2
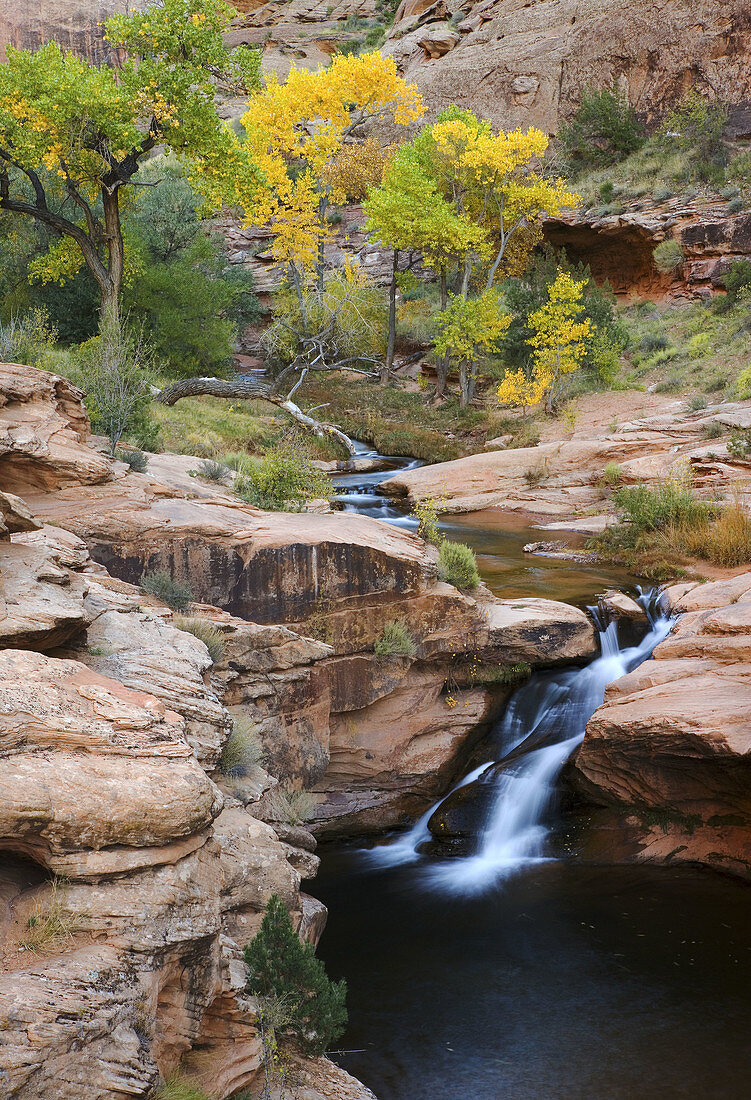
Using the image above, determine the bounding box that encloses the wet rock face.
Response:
[574,573,751,879]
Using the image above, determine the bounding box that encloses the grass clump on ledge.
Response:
[155,1076,210,1100]
[173,615,225,663]
[20,877,83,955]
[591,470,751,573]
[219,716,265,778]
[374,619,417,658]
[140,569,194,612]
[438,540,480,589]
[270,787,319,826]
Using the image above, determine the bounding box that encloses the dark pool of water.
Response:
[313,852,751,1100]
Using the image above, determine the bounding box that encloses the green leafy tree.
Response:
[558,86,646,170]
[244,894,347,1056]
[0,0,260,328]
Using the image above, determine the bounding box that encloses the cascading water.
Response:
[331,440,421,527]
[366,594,673,894]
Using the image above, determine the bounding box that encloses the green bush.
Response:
[0,307,57,366]
[437,541,480,589]
[197,458,230,483]
[140,569,194,612]
[115,448,149,472]
[234,440,332,512]
[558,86,646,170]
[704,421,723,439]
[374,619,417,658]
[662,91,728,161]
[724,259,751,302]
[602,461,623,487]
[412,497,445,544]
[75,323,158,452]
[244,894,347,1056]
[155,1077,209,1100]
[173,615,225,663]
[653,239,684,274]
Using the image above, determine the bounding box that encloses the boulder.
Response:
[575,571,751,878]
[0,363,113,493]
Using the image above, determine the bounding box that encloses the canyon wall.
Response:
[0,361,598,1096]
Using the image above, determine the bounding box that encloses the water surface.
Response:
[314,855,751,1100]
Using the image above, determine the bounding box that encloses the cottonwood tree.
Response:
[0,0,260,329]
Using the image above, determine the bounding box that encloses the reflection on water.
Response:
[314,855,751,1100]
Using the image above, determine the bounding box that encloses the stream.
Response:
[314,446,751,1100]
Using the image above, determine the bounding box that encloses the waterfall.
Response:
[365,594,673,894]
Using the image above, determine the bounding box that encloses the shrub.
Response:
[0,307,57,367]
[639,332,669,354]
[219,716,265,777]
[598,181,615,203]
[727,197,744,214]
[559,86,646,169]
[21,878,82,954]
[653,239,684,274]
[688,333,711,358]
[662,91,728,161]
[653,186,674,203]
[115,447,149,472]
[140,569,194,612]
[412,497,446,544]
[173,615,225,663]
[524,462,549,488]
[613,475,716,533]
[602,461,623,487]
[197,458,230,483]
[724,259,751,302]
[704,421,723,439]
[235,440,332,512]
[727,427,751,459]
[437,541,480,589]
[686,393,708,411]
[76,322,158,452]
[244,894,347,1056]
[374,619,417,658]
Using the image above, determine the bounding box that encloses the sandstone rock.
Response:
[575,571,751,878]
[69,576,232,766]
[0,489,39,536]
[0,363,113,492]
[384,0,751,136]
[0,533,90,649]
[0,1,149,63]
[417,22,460,58]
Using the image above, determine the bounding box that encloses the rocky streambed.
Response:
[2,361,751,1099]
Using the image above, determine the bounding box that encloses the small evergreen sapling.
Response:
[244,894,347,1056]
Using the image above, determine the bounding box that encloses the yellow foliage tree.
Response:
[433,289,512,406]
[219,52,423,297]
[497,269,591,415]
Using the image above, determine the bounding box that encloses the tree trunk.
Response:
[155,375,357,456]
[436,267,450,397]
[459,361,475,408]
[382,248,399,385]
[316,194,328,298]
[100,186,124,332]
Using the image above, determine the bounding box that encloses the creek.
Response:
[315,447,751,1100]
